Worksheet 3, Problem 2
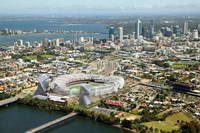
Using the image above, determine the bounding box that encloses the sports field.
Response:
[142,112,192,132]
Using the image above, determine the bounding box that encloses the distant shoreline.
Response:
[0,32,101,37]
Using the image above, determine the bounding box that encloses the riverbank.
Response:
[0,32,101,37]
[18,96,71,113]
[113,125,137,133]
[1,103,126,133]
[18,96,135,133]
[0,92,15,101]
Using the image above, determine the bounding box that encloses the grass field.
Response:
[129,109,143,115]
[90,83,99,87]
[142,121,179,132]
[40,54,55,58]
[70,85,81,89]
[90,83,104,88]
[69,83,103,90]
[66,83,103,94]
[120,113,141,121]
[155,109,174,119]
[23,55,37,60]
[142,112,192,132]
[23,54,55,61]
[171,61,197,69]
[165,112,192,124]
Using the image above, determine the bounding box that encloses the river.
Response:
[0,103,127,133]
[0,20,108,46]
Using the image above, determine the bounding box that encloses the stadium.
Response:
[34,73,124,105]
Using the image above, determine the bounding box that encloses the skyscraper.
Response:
[183,21,189,34]
[161,27,173,37]
[192,29,199,40]
[16,39,23,46]
[150,19,155,38]
[198,24,200,31]
[173,25,182,37]
[118,27,123,42]
[135,19,142,39]
[142,26,148,38]
[24,41,31,47]
[109,27,115,41]
[41,38,49,47]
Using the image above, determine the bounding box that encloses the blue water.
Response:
[46,116,127,133]
[0,20,107,32]
[0,104,127,133]
[0,104,63,133]
[0,20,108,46]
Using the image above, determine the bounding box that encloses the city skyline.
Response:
[1,0,200,15]
[0,2,200,132]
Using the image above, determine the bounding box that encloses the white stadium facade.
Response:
[34,73,124,105]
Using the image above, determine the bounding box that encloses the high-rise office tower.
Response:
[162,27,173,37]
[150,19,155,38]
[88,37,94,44]
[16,39,23,46]
[198,24,200,31]
[24,41,31,47]
[183,21,189,34]
[192,29,199,39]
[197,24,200,35]
[109,27,115,41]
[118,27,123,42]
[4,28,9,34]
[135,19,142,39]
[173,25,182,37]
[142,26,148,38]
[80,37,85,43]
[41,38,49,47]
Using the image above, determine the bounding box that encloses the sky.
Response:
[0,0,200,15]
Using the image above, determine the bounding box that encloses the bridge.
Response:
[0,94,26,107]
[25,113,78,133]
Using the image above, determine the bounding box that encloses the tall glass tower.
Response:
[109,27,115,40]
[118,27,123,42]
[135,19,142,39]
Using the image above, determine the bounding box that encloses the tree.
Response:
[172,130,181,133]
[130,102,137,109]
[121,119,132,128]
[155,128,159,133]
[149,127,154,132]
[181,121,200,133]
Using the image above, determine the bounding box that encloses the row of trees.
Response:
[18,96,71,113]
[19,96,120,125]
[180,121,200,133]
[20,97,200,133]
[0,92,15,100]
[73,106,120,124]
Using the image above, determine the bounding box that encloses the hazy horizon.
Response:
[0,0,200,16]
